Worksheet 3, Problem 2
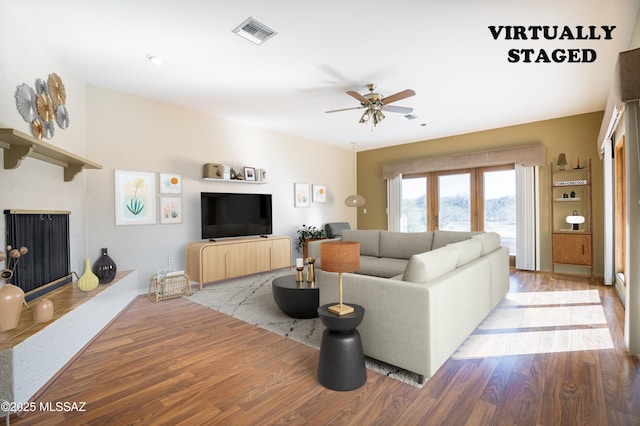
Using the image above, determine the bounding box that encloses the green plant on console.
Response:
[295,224,326,253]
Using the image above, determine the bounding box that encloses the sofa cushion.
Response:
[472,232,501,255]
[379,231,433,259]
[431,230,480,250]
[448,238,482,267]
[357,257,409,278]
[402,245,458,283]
[342,230,380,257]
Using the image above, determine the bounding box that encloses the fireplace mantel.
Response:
[0,127,102,182]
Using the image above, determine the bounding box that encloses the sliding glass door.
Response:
[401,164,516,254]
[401,176,427,231]
[436,171,472,231]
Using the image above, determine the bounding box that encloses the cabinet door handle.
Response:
[582,245,585,255]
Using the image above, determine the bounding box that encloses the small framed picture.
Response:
[244,167,256,181]
[312,184,327,202]
[294,182,310,207]
[159,173,182,194]
[160,196,183,224]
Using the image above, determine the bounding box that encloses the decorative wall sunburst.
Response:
[36,92,55,123]
[15,83,37,122]
[14,72,70,139]
[48,73,66,107]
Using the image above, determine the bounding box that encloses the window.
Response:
[401,164,516,254]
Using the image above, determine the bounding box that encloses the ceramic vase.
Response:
[0,283,25,331]
[33,298,54,323]
[93,248,117,284]
[78,258,99,292]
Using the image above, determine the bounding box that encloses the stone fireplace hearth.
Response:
[0,270,141,404]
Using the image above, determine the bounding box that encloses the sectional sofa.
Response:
[308,229,510,382]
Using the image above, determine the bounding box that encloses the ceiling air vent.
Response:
[232,17,277,45]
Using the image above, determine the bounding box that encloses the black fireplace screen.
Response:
[4,210,71,301]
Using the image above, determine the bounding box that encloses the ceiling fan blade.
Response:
[381,89,415,105]
[346,90,369,104]
[382,105,413,114]
[325,106,365,113]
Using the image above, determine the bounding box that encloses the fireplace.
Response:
[4,210,72,302]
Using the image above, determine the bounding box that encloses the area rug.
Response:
[186,270,426,388]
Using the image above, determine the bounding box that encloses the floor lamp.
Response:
[320,241,360,315]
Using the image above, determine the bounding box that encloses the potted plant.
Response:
[295,225,327,258]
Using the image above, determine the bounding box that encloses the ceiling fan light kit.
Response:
[327,84,415,128]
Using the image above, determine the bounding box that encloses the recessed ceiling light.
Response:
[232,17,277,45]
[403,114,418,120]
[146,54,165,67]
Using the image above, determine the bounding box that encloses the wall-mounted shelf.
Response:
[0,128,102,182]
[202,178,267,184]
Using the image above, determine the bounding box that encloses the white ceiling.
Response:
[4,0,640,151]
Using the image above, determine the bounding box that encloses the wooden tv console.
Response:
[186,236,292,290]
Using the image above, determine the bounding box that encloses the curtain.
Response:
[387,175,402,231]
[515,164,539,270]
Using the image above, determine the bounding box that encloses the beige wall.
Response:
[0,4,356,287]
[0,5,90,274]
[357,111,604,275]
[85,86,356,283]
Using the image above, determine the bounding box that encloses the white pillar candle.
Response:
[296,258,303,268]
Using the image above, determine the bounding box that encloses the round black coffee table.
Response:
[317,303,366,391]
[272,274,319,318]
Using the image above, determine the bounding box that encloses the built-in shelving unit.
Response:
[0,128,102,182]
[550,158,593,279]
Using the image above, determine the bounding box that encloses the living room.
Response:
[1,1,640,424]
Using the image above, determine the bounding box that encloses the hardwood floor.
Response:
[9,270,640,425]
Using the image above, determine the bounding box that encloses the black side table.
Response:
[317,303,366,391]
[272,275,319,318]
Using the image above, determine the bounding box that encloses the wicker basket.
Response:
[148,273,192,302]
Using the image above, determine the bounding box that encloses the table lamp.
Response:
[320,241,360,316]
[557,153,568,170]
[566,210,585,230]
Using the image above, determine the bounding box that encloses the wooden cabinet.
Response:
[550,159,593,278]
[552,233,592,265]
[270,238,294,270]
[186,236,292,290]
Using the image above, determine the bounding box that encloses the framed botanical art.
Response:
[159,173,182,194]
[294,182,310,207]
[160,196,183,224]
[115,170,157,225]
[312,184,327,202]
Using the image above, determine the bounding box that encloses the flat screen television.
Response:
[201,192,272,239]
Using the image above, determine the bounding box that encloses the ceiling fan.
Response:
[326,84,415,126]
